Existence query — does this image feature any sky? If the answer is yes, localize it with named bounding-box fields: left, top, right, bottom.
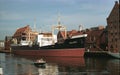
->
left=0, top=0, right=119, bottom=40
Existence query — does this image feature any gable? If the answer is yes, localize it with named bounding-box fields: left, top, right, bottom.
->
left=13, top=25, right=31, bottom=37
left=107, top=1, right=119, bottom=20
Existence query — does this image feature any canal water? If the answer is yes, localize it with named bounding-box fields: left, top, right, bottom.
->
left=0, top=53, right=119, bottom=75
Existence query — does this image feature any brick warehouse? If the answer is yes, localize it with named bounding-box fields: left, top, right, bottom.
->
left=107, top=1, right=120, bottom=53
left=13, top=25, right=38, bottom=44
left=4, top=25, right=38, bottom=50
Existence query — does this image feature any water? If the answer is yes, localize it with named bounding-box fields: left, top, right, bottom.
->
left=0, top=53, right=119, bottom=75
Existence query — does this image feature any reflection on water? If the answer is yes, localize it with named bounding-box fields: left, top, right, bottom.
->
left=38, top=63, right=58, bottom=75
left=37, top=57, right=85, bottom=75
left=0, top=53, right=120, bottom=75
left=107, top=59, right=120, bottom=75
left=0, top=53, right=38, bottom=75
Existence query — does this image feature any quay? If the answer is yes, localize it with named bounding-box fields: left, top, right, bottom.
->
left=85, top=51, right=120, bottom=59
left=85, top=51, right=112, bottom=58
left=0, top=50, right=11, bottom=53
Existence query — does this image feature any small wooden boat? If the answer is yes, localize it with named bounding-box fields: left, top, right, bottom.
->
left=34, top=59, right=46, bottom=68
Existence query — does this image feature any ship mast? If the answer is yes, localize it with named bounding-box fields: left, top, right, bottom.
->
left=52, top=13, right=67, bottom=39
left=33, top=18, right=37, bottom=31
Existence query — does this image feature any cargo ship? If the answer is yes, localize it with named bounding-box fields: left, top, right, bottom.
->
left=11, top=20, right=87, bottom=57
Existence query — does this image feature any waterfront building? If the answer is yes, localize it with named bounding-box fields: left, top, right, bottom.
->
left=90, top=26, right=104, bottom=31
left=57, top=25, right=85, bottom=44
left=4, top=36, right=12, bottom=50
left=4, top=25, right=38, bottom=50
left=0, top=40, right=4, bottom=50
left=57, top=25, right=107, bottom=51
left=57, top=30, right=78, bottom=43
left=85, top=26, right=107, bottom=51
left=107, top=1, right=120, bottom=53
left=13, top=25, right=38, bottom=44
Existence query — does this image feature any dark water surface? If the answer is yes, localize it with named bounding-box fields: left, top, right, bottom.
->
left=0, top=53, right=119, bottom=75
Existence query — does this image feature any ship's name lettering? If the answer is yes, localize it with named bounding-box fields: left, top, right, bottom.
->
left=69, top=41, right=77, bottom=44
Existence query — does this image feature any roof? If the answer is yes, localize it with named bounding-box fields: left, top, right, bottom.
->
left=85, top=29, right=105, bottom=44
left=67, top=30, right=78, bottom=37
left=39, top=32, right=52, bottom=35
left=107, top=1, right=119, bottom=19
left=86, top=29, right=104, bottom=37
left=13, top=25, right=31, bottom=37
left=58, top=30, right=84, bottom=39
left=39, top=32, right=52, bottom=37
left=72, top=31, right=84, bottom=36
left=58, top=31, right=66, bottom=39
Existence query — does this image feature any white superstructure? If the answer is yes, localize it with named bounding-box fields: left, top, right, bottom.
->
left=72, top=34, right=87, bottom=39
left=37, top=33, right=57, bottom=47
